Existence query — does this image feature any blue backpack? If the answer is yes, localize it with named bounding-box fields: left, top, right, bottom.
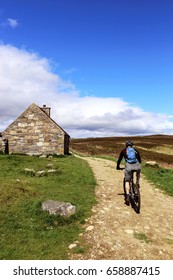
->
left=126, top=147, right=137, bottom=163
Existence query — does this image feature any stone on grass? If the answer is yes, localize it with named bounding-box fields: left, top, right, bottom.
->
left=68, top=244, right=77, bottom=249
left=46, top=163, right=54, bottom=168
left=24, top=168, right=36, bottom=176
left=145, top=161, right=159, bottom=168
left=47, top=169, right=58, bottom=174
left=42, top=200, right=76, bottom=217
left=37, top=170, right=47, bottom=177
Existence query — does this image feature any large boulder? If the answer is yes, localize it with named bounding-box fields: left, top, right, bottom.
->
left=42, top=200, right=76, bottom=217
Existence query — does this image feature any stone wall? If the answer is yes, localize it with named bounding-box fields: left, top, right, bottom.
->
left=2, top=103, right=70, bottom=155
left=0, top=138, right=5, bottom=153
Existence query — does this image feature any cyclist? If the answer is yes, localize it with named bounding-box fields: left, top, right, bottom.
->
left=116, top=140, right=141, bottom=205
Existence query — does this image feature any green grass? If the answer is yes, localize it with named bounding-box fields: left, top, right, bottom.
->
left=134, top=232, right=152, bottom=244
left=142, top=165, right=173, bottom=197
left=0, top=154, right=96, bottom=260
left=2, top=153, right=172, bottom=259
left=164, top=238, right=173, bottom=244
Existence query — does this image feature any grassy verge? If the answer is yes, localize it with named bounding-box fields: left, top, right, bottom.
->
left=142, top=165, right=173, bottom=197
left=0, top=154, right=96, bottom=260
left=103, top=156, right=173, bottom=197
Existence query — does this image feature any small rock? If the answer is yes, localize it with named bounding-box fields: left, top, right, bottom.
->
left=114, top=241, right=122, bottom=248
left=122, top=211, right=130, bottom=215
left=86, top=226, right=94, bottom=231
left=125, top=229, right=134, bottom=235
left=24, top=168, right=36, bottom=176
left=96, top=221, right=104, bottom=224
left=37, top=170, right=46, bottom=177
left=47, top=169, right=58, bottom=173
left=145, top=161, right=159, bottom=168
left=68, top=244, right=77, bottom=249
left=144, top=226, right=150, bottom=230
left=46, top=164, right=53, bottom=168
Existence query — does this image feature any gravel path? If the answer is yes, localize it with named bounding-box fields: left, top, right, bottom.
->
left=71, top=157, right=173, bottom=260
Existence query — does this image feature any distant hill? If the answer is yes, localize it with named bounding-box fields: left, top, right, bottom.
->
left=70, top=134, right=173, bottom=167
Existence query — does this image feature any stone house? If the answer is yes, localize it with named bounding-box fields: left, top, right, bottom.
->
left=0, top=103, right=70, bottom=155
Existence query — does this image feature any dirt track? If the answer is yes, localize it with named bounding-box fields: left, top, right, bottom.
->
left=71, top=157, right=173, bottom=260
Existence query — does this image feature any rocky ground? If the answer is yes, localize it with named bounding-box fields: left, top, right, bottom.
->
left=70, top=157, right=173, bottom=260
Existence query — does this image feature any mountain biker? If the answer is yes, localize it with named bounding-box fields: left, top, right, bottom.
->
left=116, top=140, right=141, bottom=205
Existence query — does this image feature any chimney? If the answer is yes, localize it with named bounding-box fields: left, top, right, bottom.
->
left=41, top=105, right=51, bottom=117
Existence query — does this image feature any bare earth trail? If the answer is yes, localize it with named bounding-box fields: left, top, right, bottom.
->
left=71, top=157, right=173, bottom=260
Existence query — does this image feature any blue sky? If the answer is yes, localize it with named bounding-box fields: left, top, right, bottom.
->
left=0, top=0, right=173, bottom=137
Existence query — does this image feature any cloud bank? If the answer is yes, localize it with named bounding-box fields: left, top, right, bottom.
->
left=0, top=44, right=173, bottom=138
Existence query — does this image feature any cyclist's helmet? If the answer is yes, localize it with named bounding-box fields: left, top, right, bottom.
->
left=125, top=140, right=134, bottom=147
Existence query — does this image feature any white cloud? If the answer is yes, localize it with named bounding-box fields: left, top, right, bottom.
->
left=64, top=67, right=77, bottom=75
left=0, top=18, right=19, bottom=29
left=0, top=43, right=173, bottom=138
left=7, top=18, right=18, bottom=28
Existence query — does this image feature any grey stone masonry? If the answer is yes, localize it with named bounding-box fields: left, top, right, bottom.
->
left=0, top=138, right=5, bottom=153
left=2, top=103, right=70, bottom=155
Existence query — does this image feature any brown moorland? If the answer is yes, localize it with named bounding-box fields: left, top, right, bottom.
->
left=70, top=134, right=173, bottom=167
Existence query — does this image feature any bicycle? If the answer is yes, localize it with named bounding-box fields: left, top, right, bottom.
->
left=121, top=169, right=141, bottom=214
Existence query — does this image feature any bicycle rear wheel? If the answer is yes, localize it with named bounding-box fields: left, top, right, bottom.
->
left=130, top=184, right=141, bottom=213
